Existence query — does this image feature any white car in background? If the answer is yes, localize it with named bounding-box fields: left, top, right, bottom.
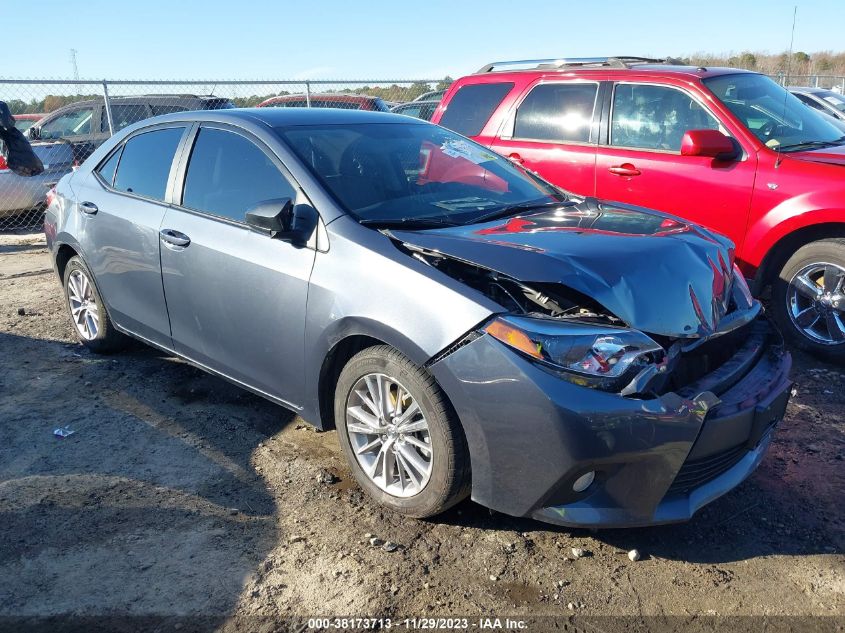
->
left=789, top=86, right=845, bottom=122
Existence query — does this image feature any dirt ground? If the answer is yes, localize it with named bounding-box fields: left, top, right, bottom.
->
left=0, top=232, right=843, bottom=631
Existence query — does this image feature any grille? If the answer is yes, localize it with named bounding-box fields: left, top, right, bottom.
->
left=667, top=444, right=747, bottom=495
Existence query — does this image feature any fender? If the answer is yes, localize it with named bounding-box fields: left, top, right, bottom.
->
left=741, top=203, right=845, bottom=274
left=299, top=315, right=480, bottom=428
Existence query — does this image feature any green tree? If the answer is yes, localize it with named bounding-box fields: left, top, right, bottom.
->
left=738, top=52, right=758, bottom=69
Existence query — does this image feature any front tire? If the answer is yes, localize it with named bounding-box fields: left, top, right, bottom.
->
left=334, top=345, right=471, bottom=518
left=63, top=256, right=127, bottom=353
left=771, top=239, right=845, bottom=363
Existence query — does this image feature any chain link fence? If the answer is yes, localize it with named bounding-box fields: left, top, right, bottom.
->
left=3, top=73, right=845, bottom=232
left=773, top=74, right=845, bottom=90
left=0, top=78, right=448, bottom=231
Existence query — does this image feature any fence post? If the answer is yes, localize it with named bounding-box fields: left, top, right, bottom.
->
left=305, top=81, right=311, bottom=108
left=102, top=80, right=115, bottom=136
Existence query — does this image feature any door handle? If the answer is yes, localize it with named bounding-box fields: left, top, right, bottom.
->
left=79, top=201, right=98, bottom=215
left=159, top=229, right=191, bottom=248
left=507, top=153, right=525, bottom=165
left=608, top=164, right=641, bottom=177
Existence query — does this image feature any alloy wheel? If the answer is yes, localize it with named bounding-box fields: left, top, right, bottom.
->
left=345, top=373, right=433, bottom=497
left=67, top=269, right=100, bottom=340
left=787, top=262, right=845, bottom=345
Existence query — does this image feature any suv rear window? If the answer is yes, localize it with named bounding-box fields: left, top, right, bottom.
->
left=439, top=82, right=513, bottom=136
left=514, top=82, right=598, bottom=143
left=101, top=104, right=150, bottom=133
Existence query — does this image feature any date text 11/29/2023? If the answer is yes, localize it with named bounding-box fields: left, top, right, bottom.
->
left=306, top=617, right=529, bottom=630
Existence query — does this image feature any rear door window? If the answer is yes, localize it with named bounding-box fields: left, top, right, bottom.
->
left=181, top=127, right=296, bottom=222
left=113, top=127, right=185, bottom=200
left=438, top=82, right=513, bottom=136
left=793, top=93, right=828, bottom=113
left=514, top=82, right=598, bottom=143
left=101, top=104, right=151, bottom=132
left=96, top=147, right=123, bottom=186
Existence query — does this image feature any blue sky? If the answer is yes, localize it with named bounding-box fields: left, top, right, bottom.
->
left=5, top=0, right=843, bottom=80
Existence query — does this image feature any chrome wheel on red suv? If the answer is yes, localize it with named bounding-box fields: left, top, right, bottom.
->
left=773, top=239, right=845, bottom=362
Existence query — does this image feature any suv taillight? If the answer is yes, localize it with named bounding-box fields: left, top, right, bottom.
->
left=46, top=186, right=57, bottom=207
left=0, top=155, right=8, bottom=172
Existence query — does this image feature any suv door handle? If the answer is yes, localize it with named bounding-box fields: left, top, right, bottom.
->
left=608, top=164, right=641, bottom=177
left=507, top=153, right=525, bottom=165
left=159, top=229, right=191, bottom=248
left=79, top=201, right=98, bottom=215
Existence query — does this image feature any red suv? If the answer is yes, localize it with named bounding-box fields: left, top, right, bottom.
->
left=432, top=57, right=845, bottom=361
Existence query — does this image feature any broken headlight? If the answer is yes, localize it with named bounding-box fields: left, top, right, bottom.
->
left=484, top=315, right=664, bottom=391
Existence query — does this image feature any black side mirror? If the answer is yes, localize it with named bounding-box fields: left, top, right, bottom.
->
left=245, top=198, right=294, bottom=237
left=27, top=127, right=40, bottom=141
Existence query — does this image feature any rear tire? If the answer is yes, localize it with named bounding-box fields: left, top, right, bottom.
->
left=334, top=345, right=471, bottom=518
left=63, top=256, right=127, bottom=353
left=771, top=239, right=845, bottom=363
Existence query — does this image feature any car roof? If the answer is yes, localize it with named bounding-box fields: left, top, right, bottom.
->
left=148, top=107, right=427, bottom=128
left=262, top=93, right=379, bottom=102
left=394, top=100, right=439, bottom=108
left=788, top=86, right=828, bottom=94
left=47, top=95, right=227, bottom=109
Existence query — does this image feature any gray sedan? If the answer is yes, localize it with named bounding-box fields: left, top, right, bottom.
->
left=1, top=142, right=75, bottom=218
left=44, top=108, right=792, bottom=527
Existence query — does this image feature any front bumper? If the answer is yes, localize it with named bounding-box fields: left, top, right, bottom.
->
left=429, top=318, right=792, bottom=528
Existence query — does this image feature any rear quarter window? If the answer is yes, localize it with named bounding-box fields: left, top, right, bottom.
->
left=438, top=82, right=514, bottom=137
left=113, top=127, right=185, bottom=201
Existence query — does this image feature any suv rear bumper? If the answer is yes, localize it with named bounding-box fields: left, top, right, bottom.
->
left=430, top=317, right=792, bottom=528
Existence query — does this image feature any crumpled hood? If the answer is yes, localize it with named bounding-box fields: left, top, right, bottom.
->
left=392, top=200, right=737, bottom=339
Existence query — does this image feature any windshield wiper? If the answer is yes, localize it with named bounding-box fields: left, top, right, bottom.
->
left=359, top=216, right=460, bottom=229
left=466, top=199, right=575, bottom=226
left=778, top=136, right=845, bottom=152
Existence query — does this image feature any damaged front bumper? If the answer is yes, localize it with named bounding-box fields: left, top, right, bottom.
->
left=429, top=317, right=792, bottom=528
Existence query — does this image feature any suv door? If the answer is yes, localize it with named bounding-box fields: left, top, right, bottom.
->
left=489, top=81, right=601, bottom=196
left=594, top=82, right=757, bottom=248
left=75, top=124, right=189, bottom=347
left=159, top=124, right=316, bottom=408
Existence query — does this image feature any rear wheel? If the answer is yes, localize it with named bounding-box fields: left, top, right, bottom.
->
left=63, top=256, right=127, bottom=353
left=334, top=345, right=471, bottom=518
left=771, top=239, right=845, bottom=363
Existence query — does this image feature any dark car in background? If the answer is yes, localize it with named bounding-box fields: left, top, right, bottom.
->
left=413, top=89, right=447, bottom=102
left=391, top=100, right=438, bottom=121
left=257, top=93, right=390, bottom=111
left=45, top=108, right=791, bottom=528
left=789, top=86, right=845, bottom=121
left=26, top=95, right=234, bottom=162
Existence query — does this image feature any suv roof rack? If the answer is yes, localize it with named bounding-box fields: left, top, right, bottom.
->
left=475, top=56, right=670, bottom=74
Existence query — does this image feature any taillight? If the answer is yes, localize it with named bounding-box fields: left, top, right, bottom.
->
left=0, top=155, right=8, bottom=172
left=46, top=186, right=57, bottom=207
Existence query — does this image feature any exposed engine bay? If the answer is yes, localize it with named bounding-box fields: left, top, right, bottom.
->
left=398, top=240, right=767, bottom=400
left=404, top=244, right=622, bottom=326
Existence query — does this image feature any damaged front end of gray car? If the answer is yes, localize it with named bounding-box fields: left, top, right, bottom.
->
left=390, top=202, right=793, bottom=527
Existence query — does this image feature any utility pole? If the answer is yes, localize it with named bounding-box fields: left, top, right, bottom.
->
left=69, top=49, right=79, bottom=80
